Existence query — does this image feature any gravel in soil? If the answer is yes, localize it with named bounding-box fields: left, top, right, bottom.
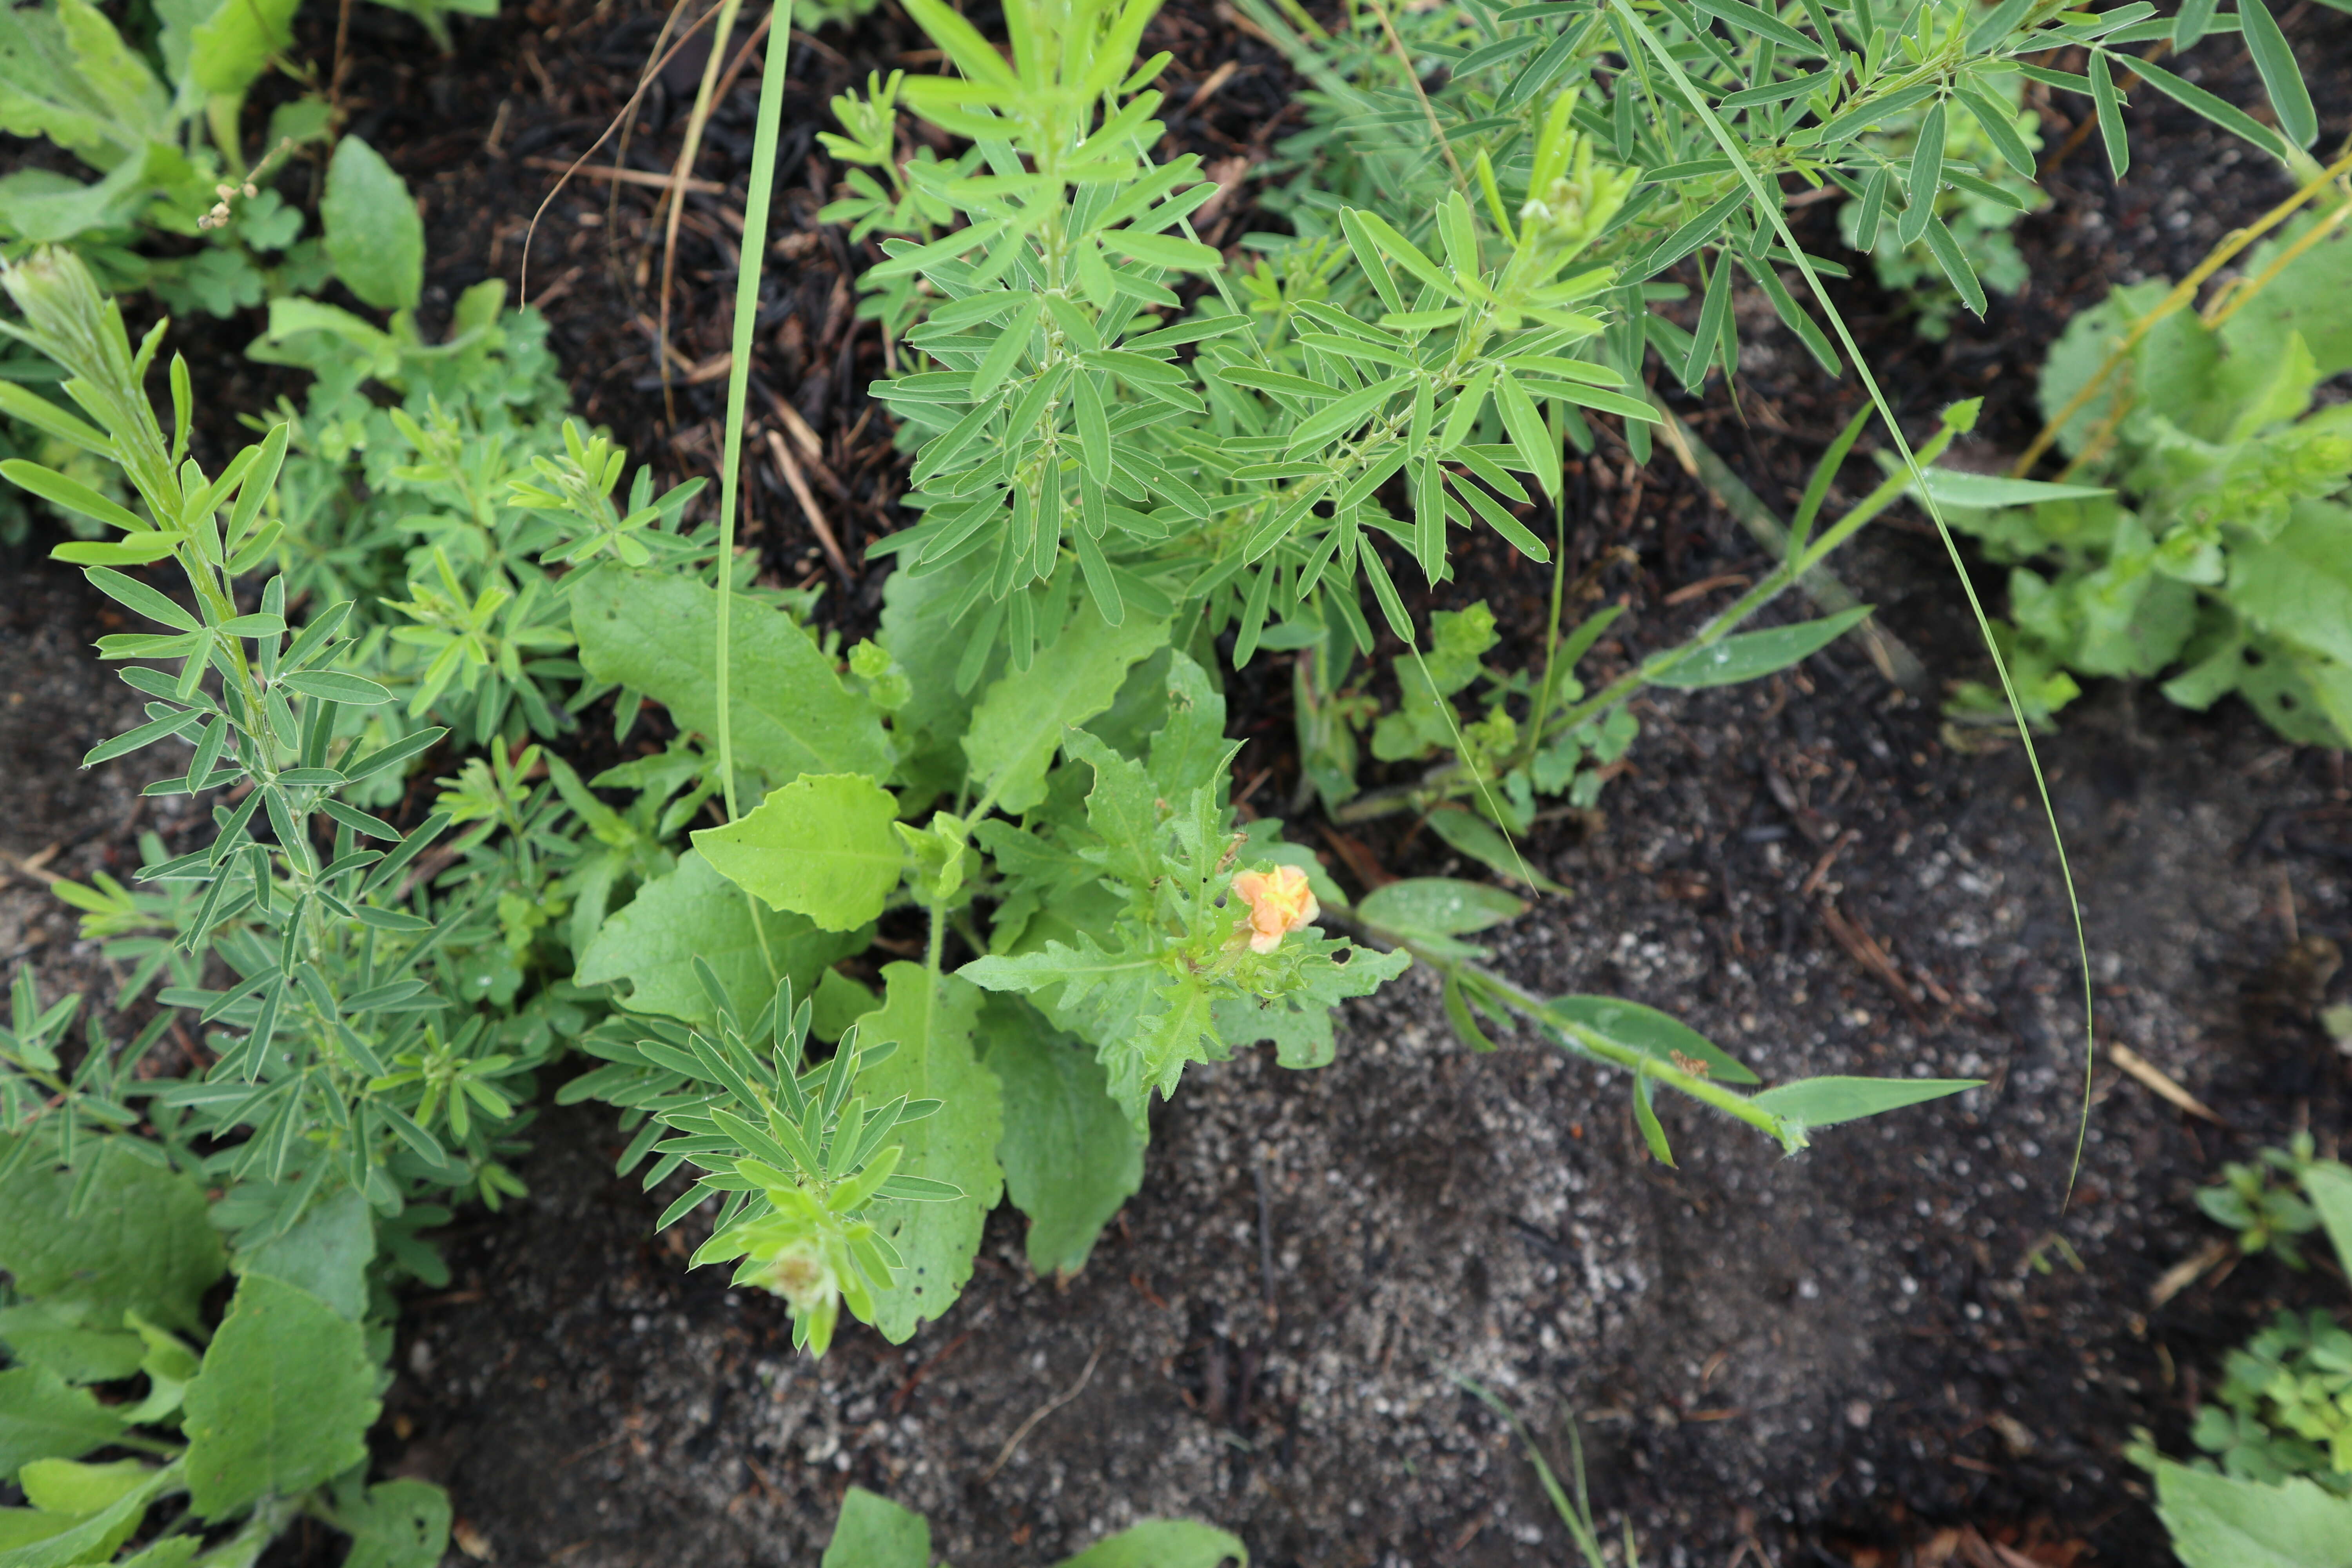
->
left=6, top=0, right=2352, bottom=1563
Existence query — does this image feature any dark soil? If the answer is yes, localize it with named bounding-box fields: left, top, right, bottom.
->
left=6, top=0, right=2352, bottom=1564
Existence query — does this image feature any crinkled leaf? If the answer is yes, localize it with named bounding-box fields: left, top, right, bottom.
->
left=573, top=566, right=890, bottom=787
left=234, top=1185, right=373, bottom=1321
left=2154, top=1461, right=2352, bottom=1568
left=964, top=606, right=1169, bottom=815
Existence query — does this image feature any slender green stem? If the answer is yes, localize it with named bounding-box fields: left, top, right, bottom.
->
left=1608, top=0, right=2096, bottom=1184
left=713, top=0, right=797, bottom=825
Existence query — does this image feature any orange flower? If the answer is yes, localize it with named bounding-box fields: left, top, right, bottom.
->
left=1232, top=865, right=1319, bottom=954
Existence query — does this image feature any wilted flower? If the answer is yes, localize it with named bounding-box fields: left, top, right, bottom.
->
left=1232, top=865, right=1319, bottom=954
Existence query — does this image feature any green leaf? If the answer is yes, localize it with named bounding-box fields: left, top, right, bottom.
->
left=235, top=1186, right=374, bottom=1321
left=2154, top=1461, right=2352, bottom=1568
left=980, top=996, right=1144, bottom=1278
left=2132, top=56, right=2288, bottom=161
left=964, top=604, right=1170, bottom=815
left=848, top=964, right=1003, bottom=1343
left=694, top=774, right=902, bottom=933
left=574, top=566, right=890, bottom=786
left=1749, top=1076, right=1979, bottom=1129
left=1057, top=1520, right=1249, bottom=1568
left=1, top=461, right=148, bottom=535
left=0, top=1137, right=225, bottom=1332
left=2088, top=52, right=2128, bottom=179
left=319, top=137, right=423, bottom=312
left=1210, top=940, right=1411, bottom=1071
left=279, top=670, right=392, bottom=706
left=1648, top=607, right=1871, bottom=688
left=336, top=1479, right=452, bottom=1568
left=1545, top=996, right=1759, bottom=1084
left=2225, top=502, right=2352, bottom=667
left=0, top=1368, right=125, bottom=1483
left=0, top=1304, right=144, bottom=1385
left=2298, top=1159, right=2352, bottom=1274
left=17, top=1457, right=149, bottom=1516
left=1356, top=878, right=1527, bottom=938
left=185, top=0, right=297, bottom=96
left=82, top=566, right=197, bottom=632
left=2236, top=0, right=2316, bottom=149
left=181, top=1275, right=377, bottom=1521
left=1423, top=809, right=1566, bottom=895
left=0, top=1455, right=180, bottom=1568
left=575, top=851, right=868, bottom=1026
left=820, top=1486, right=931, bottom=1568
left=1914, top=471, right=2110, bottom=508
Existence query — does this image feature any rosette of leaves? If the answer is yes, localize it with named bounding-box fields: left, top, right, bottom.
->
left=1940, top=219, right=2352, bottom=744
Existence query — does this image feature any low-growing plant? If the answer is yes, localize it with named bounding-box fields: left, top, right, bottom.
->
left=1, top=979, right=450, bottom=1567
left=1943, top=207, right=2352, bottom=744
left=2132, top=1140, right=2352, bottom=1563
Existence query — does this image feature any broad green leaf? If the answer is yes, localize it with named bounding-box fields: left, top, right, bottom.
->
left=2221, top=224, right=2352, bottom=379
left=0, top=1367, right=125, bottom=1482
left=1749, top=1076, right=1979, bottom=1129
left=17, top=1457, right=147, bottom=1516
left=1545, top=995, right=1759, bottom=1084
left=1356, top=878, right=1527, bottom=937
left=964, top=604, right=1170, bottom=815
left=2154, top=1461, right=2352, bottom=1568
left=573, top=566, right=891, bottom=787
left=694, top=774, right=902, bottom=932
left=0, top=0, right=169, bottom=169
left=182, top=1275, right=377, bottom=1521
left=336, top=1479, right=452, bottom=1568
left=820, top=1486, right=930, bottom=1568
left=0, top=1455, right=180, bottom=1568
left=1057, top=1520, right=1249, bottom=1568
left=1423, top=809, right=1566, bottom=895
left=2299, top=1160, right=2352, bottom=1274
left=878, top=558, right=993, bottom=800
left=1647, top=607, right=1871, bottom=688
left=980, top=997, right=1144, bottom=1278
left=186, top=0, right=298, bottom=97
left=319, top=137, right=422, bottom=313
left=0, top=1304, right=143, bottom=1385
left=2227, top=501, right=2352, bottom=666
left=575, top=851, right=867, bottom=1026
left=849, top=964, right=1004, bottom=1343
left=235, top=1185, right=374, bottom=1321
left=0, top=1137, right=224, bottom=1332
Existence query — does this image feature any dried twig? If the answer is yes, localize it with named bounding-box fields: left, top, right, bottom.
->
left=982, top=1343, right=1103, bottom=1482
left=763, top=427, right=853, bottom=586
left=2105, top=1041, right=2224, bottom=1125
